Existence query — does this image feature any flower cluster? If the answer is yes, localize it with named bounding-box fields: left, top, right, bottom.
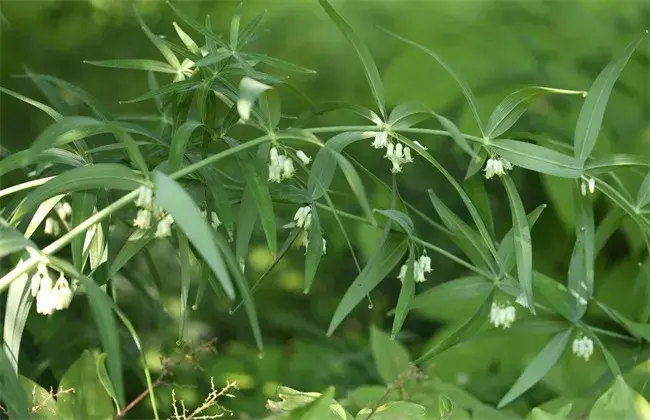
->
left=397, top=253, right=432, bottom=283
left=133, top=186, right=174, bottom=238
left=572, top=335, right=594, bottom=361
left=371, top=131, right=420, bottom=173
left=292, top=206, right=326, bottom=254
left=267, top=147, right=311, bottom=183
left=30, top=263, right=75, bottom=315
left=489, top=301, right=516, bottom=329
left=580, top=178, right=596, bottom=196
left=483, top=156, right=513, bottom=179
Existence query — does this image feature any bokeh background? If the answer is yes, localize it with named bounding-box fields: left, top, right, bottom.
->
left=1, top=0, right=649, bottom=418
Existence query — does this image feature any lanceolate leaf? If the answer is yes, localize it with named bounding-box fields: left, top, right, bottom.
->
left=497, top=329, right=572, bottom=408
left=574, top=33, right=647, bottom=161
left=370, top=325, right=411, bottom=383
left=84, top=59, right=178, bottom=74
left=71, top=193, right=97, bottom=271
left=236, top=186, right=258, bottom=267
left=416, top=288, right=495, bottom=364
left=0, top=86, right=62, bottom=120
left=410, top=276, right=493, bottom=315
left=486, top=86, right=586, bottom=139
left=10, top=164, right=144, bottom=224
left=492, top=139, right=583, bottom=178
left=637, top=172, right=650, bottom=209
left=502, top=175, right=534, bottom=311
left=497, top=204, right=546, bottom=275
left=0, top=228, right=37, bottom=259
left=133, top=4, right=181, bottom=69
left=318, top=0, right=386, bottom=118
left=428, top=189, right=497, bottom=273
left=583, top=154, right=650, bottom=175
left=168, top=120, right=203, bottom=173
left=177, top=230, right=191, bottom=342
left=567, top=239, right=588, bottom=321
left=153, top=170, right=235, bottom=299
left=327, top=234, right=408, bottom=336
left=391, top=247, right=415, bottom=338
left=0, top=349, right=30, bottom=418
left=3, top=273, right=32, bottom=372
left=574, top=185, right=595, bottom=298
left=374, top=209, right=414, bottom=237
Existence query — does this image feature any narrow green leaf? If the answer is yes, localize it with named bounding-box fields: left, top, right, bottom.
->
left=637, top=172, right=650, bottom=209
left=391, top=247, right=414, bottom=339
left=10, top=164, right=144, bottom=224
left=411, top=276, right=493, bottom=315
left=327, top=236, right=408, bottom=336
left=574, top=185, right=595, bottom=298
left=584, top=328, right=620, bottom=376
left=239, top=11, right=266, bottom=48
left=567, top=239, right=588, bottom=321
left=133, top=5, right=181, bottom=68
left=113, top=128, right=150, bottom=176
left=2, top=272, right=32, bottom=372
left=465, top=146, right=488, bottom=180
left=96, top=353, right=120, bottom=413
left=122, top=80, right=199, bottom=104
left=428, top=189, right=496, bottom=273
left=374, top=209, right=414, bottom=237
left=595, top=209, right=623, bottom=256
left=332, top=152, right=376, bottom=225
left=381, top=27, right=484, bottom=135
left=84, top=59, right=177, bottom=73
left=108, top=231, right=154, bottom=279
left=237, top=155, right=277, bottom=253
left=167, top=2, right=228, bottom=50
left=153, top=170, right=235, bottom=299
left=370, top=325, right=411, bottom=384
left=492, top=139, right=583, bottom=178
left=583, top=154, right=650, bottom=175
left=431, top=110, right=476, bottom=158
left=497, top=329, right=572, bottom=408
left=465, top=176, right=496, bottom=239
left=230, top=11, right=241, bottom=49
left=202, top=170, right=235, bottom=236
left=502, top=174, right=534, bottom=312
left=574, top=33, right=647, bottom=161
left=497, top=204, right=546, bottom=274
left=387, top=102, right=432, bottom=129
left=177, top=230, right=191, bottom=341
left=71, top=193, right=97, bottom=271
left=168, top=120, right=203, bottom=173
left=258, top=88, right=282, bottom=130
left=0, top=349, right=30, bottom=418
left=80, top=277, right=125, bottom=407
left=486, top=87, right=586, bottom=139
left=0, top=86, right=62, bottom=120
left=318, top=0, right=386, bottom=118
left=235, top=185, right=257, bottom=268
left=305, top=206, right=323, bottom=293
left=596, top=302, right=650, bottom=342
left=57, top=350, right=115, bottom=418
left=416, top=289, right=495, bottom=364
left=194, top=51, right=233, bottom=67
left=244, top=52, right=317, bottom=75
left=172, top=22, right=201, bottom=55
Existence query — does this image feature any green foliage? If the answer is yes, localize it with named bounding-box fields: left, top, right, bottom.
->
left=1, top=0, right=649, bottom=418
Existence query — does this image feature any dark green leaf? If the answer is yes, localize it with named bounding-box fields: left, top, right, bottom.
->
left=497, top=204, right=546, bottom=275
left=0, top=228, right=37, bottom=259
left=153, top=170, right=235, bottom=299
left=71, top=193, right=97, bottom=271
left=177, top=230, right=191, bottom=341
left=374, top=209, right=414, bottom=237
left=2, top=272, right=32, bottom=372
left=583, top=154, right=650, bottom=175
left=637, top=172, right=650, bottom=209
left=168, top=120, right=203, bottom=173
left=497, top=329, right=572, bottom=408
left=0, top=349, right=30, bottom=418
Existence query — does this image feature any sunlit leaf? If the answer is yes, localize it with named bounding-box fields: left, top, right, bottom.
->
left=0, top=86, right=62, bottom=120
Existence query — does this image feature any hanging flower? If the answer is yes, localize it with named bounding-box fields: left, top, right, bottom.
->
left=55, top=201, right=72, bottom=221
left=133, top=209, right=152, bottom=230
left=31, top=263, right=50, bottom=297
left=572, top=335, right=594, bottom=361
left=268, top=147, right=298, bottom=183
left=51, top=273, right=73, bottom=311
left=489, top=301, right=516, bottom=328
left=296, top=150, right=311, bottom=165
left=293, top=206, right=312, bottom=230
left=372, top=131, right=389, bottom=149
left=397, top=253, right=432, bottom=283
left=580, top=178, right=596, bottom=196
left=155, top=214, right=174, bottom=238
left=35, top=272, right=55, bottom=316
left=135, top=185, right=154, bottom=210
left=44, top=217, right=60, bottom=236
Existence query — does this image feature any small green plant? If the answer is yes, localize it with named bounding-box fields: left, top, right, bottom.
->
left=1, top=1, right=649, bottom=418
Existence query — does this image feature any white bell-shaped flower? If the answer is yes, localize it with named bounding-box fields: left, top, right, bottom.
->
left=133, top=209, right=152, bottom=230
left=51, top=274, right=73, bottom=311
left=36, top=274, right=54, bottom=315
left=270, top=147, right=279, bottom=163
left=588, top=178, right=596, bottom=194
left=372, top=131, right=389, bottom=149
left=483, top=157, right=510, bottom=179
left=293, top=206, right=312, bottom=229
left=281, top=156, right=296, bottom=180
left=56, top=201, right=73, bottom=220
left=155, top=214, right=174, bottom=238
left=135, top=185, right=154, bottom=209
left=31, top=263, right=50, bottom=297
left=44, top=217, right=60, bottom=236
left=296, top=150, right=311, bottom=165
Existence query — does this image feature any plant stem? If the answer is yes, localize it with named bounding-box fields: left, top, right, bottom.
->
left=114, top=374, right=166, bottom=419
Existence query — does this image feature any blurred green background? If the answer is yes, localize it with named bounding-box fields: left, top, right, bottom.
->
left=1, top=0, right=649, bottom=418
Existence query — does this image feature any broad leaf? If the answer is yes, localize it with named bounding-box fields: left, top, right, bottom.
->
left=370, top=326, right=411, bottom=384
